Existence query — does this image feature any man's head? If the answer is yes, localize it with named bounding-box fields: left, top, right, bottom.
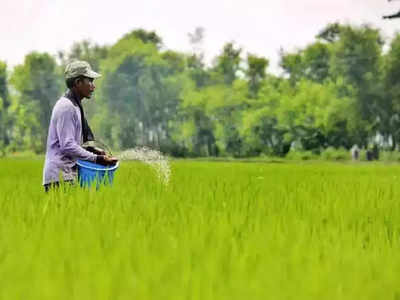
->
left=65, top=61, right=101, bottom=100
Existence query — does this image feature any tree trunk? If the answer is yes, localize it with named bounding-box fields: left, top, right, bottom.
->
left=392, top=134, right=397, bottom=151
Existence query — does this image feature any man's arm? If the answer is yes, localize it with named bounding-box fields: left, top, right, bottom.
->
left=56, top=106, right=97, bottom=162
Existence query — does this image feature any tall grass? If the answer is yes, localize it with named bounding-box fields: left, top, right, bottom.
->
left=0, top=159, right=399, bottom=299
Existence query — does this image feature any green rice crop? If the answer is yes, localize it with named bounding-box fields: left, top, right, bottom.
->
left=0, top=159, right=399, bottom=299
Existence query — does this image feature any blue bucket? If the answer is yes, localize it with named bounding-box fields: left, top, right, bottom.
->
left=77, top=160, right=119, bottom=188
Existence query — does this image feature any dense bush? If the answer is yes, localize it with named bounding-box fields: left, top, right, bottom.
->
left=378, top=151, right=400, bottom=162
left=285, top=150, right=317, bottom=161
left=320, top=147, right=349, bottom=161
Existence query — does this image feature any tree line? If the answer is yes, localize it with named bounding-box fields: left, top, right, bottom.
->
left=1, top=23, right=400, bottom=157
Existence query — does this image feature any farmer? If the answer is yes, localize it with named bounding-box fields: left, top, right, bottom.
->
left=43, top=61, right=117, bottom=192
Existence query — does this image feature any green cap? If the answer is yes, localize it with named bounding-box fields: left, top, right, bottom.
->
left=65, top=60, right=101, bottom=79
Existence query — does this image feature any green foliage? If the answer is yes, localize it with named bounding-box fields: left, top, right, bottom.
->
left=3, top=24, right=400, bottom=158
left=240, top=77, right=289, bottom=156
left=9, top=52, right=61, bottom=153
left=122, top=29, right=163, bottom=48
left=58, top=39, right=109, bottom=72
left=382, top=34, right=400, bottom=149
left=246, top=54, right=268, bottom=97
left=212, top=42, right=242, bottom=85
left=279, top=24, right=386, bottom=150
left=328, top=25, right=383, bottom=147
left=285, top=150, right=317, bottom=160
left=317, top=22, right=342, bottom=43
left=96, top=33, right=184, bottom=151
left=276, top=79, right=352, bottom=152
left=0, top=61, right=9, bottom=108
left=182, top=80, right=249, bottom=157
left=378, top=151, right=400, bottom=162
left=320, top=147, right=349, bottom=161
left=187, top=54, right=210, bottom=88
left=0, top=61, right=10, bottom=150
left=280, top=39, right=331, bottom=85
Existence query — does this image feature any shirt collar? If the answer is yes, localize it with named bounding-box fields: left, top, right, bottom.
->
left=65, top=89, right=81, bottom=106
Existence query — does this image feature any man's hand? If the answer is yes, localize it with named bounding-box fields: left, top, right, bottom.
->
left=96, top=155, right=118, bottom=166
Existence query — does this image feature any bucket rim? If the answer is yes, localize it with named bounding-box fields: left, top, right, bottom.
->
left=77, top=160, right=120, bottom=171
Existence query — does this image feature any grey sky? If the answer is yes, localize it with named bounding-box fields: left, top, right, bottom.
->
left=1, top=0, right=400, bottom=72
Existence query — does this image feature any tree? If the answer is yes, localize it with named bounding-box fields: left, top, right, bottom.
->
left=317, top=23, right=342, bottom=43
left=246, top=54, right=269, bottom=98
left=96, top=32, right=183, bottom=150
left=329, top=25, right=384, bottom=146
left=207, top=80, right=248, bottom=157
left=10, top=52, right=61, bottom=152
left=240, top=76, right=290, bottom=156
left=281, top=23, right=384, bottom=148
left=0, top=61, right=10, bottom=151
left=181, top=78, right=249, bottom=157
left=121, top=29, right=163, bottom=49
left=58, top=39, right=109, bottom=72
left=276, top=80, right=352, bottom=152
left=162, top=50, right=186, bottom=74
left=188, top=27, right=205, bottom=56
left=213, top=42, right=242, bottom=85
left=382, top=34, right=400, bottom=149
left=280, top=42, right=330, bottom=85
left=187, top=27, right=210, bottom=88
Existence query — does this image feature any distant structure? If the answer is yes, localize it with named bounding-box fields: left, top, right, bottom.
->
left=383, top=0, right=400, bottom=19
left=383, top=11, right=400, bottom=19
left=351, top=145, right=360, bottom=161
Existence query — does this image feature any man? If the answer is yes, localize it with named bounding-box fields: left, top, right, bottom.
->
left=43, top=60, right=117, bottom=191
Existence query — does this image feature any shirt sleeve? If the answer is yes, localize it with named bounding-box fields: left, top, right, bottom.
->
left=56, top=106, right=97, bottom=162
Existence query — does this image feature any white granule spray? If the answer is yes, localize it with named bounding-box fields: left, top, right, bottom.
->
left=117, top=147, right=171, bottom=185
